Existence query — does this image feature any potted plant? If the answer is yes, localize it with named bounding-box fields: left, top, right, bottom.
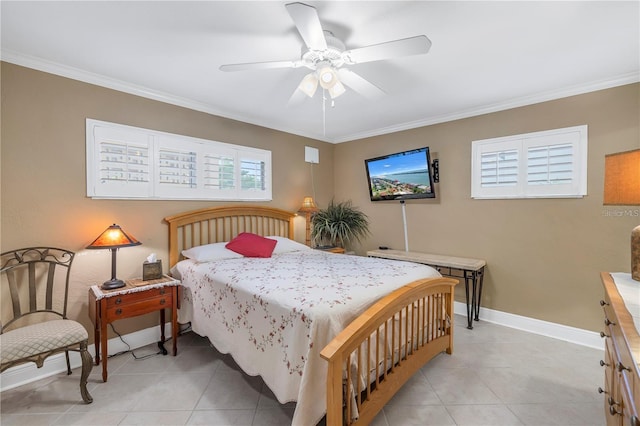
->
left=311, top=200, right=370, bottom=250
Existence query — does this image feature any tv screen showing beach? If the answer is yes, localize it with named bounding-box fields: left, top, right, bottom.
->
left=365, top=148, right=435, bottom=201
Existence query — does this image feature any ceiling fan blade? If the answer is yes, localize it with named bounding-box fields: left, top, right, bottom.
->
left=285, top=2, right=327, bottom=51
left=287, top=87, right=308, bottom=107
left=337, top=68, right=385, bottom=100
left=220, top=60, right=300, bottom=72
left=344, top=35, right=432, bottom=64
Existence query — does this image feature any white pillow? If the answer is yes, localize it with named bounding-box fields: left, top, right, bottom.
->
left=181, top=242, right=244, bottom=262
left=267, top=236, right=311, bottom=254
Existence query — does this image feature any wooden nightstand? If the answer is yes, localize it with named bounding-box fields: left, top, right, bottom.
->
left=315, top=246, right=345, bottom=254
left=88, top=275, right=180, bottom=382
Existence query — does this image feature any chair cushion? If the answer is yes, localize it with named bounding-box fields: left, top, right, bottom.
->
left=0, top=319, right=88, bottom=364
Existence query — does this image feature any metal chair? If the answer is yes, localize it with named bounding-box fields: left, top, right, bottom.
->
left=0, top=247, right=93, bottom=403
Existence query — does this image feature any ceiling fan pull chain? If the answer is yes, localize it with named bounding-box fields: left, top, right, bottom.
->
left=322, top=89, right=327, bottom=137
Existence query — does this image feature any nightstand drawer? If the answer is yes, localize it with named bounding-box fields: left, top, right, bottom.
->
left=106, top=287, right=172, bottom=308
left=106, top=296, right=172, bottom=319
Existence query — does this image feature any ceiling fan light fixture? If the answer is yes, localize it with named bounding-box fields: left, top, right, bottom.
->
left=298, top=73, right=318, bottom=97
left=317, top=64, right=338, bottom=89
left=328, top=80, right=346, bottom=98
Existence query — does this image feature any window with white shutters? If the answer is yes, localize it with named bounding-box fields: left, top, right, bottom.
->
left=204, top=154, right=235, bottom=190
left=86, top=119, right=272, bottom=201
left=471, top=125, right=587, bottom=199
left=480, top=149, right=518, bottom=187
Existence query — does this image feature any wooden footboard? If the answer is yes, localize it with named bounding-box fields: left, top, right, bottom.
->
left=320, top=277, right=458, bottom=426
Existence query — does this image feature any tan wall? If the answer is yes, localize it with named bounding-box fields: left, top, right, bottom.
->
left=3, top=60, right=638, bottom=339
left=334, top=83, right=640, bottom=332
left=1, top=62, right=334, bottom=340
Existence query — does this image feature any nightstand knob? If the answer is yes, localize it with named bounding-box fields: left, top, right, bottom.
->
left=115, top=308, right=122, bottom=315
left=600, top=360, right=609, bottom=367
left=600, top=331, right=609, bottom=338
left=598, top=387, right=607, bottom=394
left=604, top=318, right=615, bottom=326
left=115, top=298, right=122, bottom=305
left=600, top=300, right=609, bottom=306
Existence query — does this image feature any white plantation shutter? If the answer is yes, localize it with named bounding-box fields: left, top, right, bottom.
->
left=472, top=125, right=587, bottom=199
left=87, top=119, right=272, bottom=200
left=237, top=149, right=271, bottom=200
left=88, top=123, right=153, bottom=198
left=204, top=154, right=235, bottom=190
left=241, top=159, right=265, bottom=191
left=480, top=149, right=518, bottom=187
left=158, top=148, right=197, bottom=188
left=527, top=144, right=573, bottom=186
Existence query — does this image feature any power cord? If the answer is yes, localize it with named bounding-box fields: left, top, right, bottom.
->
left=107, top=323, right=164, bottom=361
left=106, top=322, right=194, bottom=361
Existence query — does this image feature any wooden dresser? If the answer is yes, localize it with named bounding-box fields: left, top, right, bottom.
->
left=600, top=272, right=640, bottom=426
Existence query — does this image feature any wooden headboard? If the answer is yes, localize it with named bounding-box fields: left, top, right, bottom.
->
left=163, top=206, right=296, bottom=267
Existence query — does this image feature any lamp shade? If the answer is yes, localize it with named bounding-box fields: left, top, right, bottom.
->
left=87, top=224, right=141, bottom=290
left=299, top=73, right=319, bottom=98
left=328, top=80, right=346, bottom=99
left=318, top=65, right=338, bottom=89
left=86, top=224, right=141, bottom=250
left=603, top=149, right=640, bottom=205
left=298, top=196, right=319, bottom=213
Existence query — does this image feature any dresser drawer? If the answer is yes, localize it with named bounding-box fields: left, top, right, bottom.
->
left=106, top=287, right=173, bottom=309
left=620, top=371, right=640, bottom=426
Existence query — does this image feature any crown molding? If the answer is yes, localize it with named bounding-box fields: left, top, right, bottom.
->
left=0, top=49, right=326, bottom=142
left=333, top=71, right=640, bottom=143
left=3, top=49, right=637, bottom=145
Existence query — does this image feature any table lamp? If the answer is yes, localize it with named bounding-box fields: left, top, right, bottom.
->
left=298, top=196, right=319, bottom=247
left=603, top=149, right=640, bottom=280
left=87, top=224, right=141, bottom=289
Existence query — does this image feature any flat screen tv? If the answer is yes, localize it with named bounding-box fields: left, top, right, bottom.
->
left=365, top=147, right=436, bottom=201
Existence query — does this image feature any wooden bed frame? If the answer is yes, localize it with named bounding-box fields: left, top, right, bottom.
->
left=164, top=206, right=457, bottom=426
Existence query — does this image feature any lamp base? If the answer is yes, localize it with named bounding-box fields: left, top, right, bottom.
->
left=101, top=278, right=126, bottom=290
left=632, top=224, right=640, bottom=281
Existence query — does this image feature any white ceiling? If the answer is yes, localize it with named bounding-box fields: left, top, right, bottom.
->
left=2, top=1, right=638, bottom=143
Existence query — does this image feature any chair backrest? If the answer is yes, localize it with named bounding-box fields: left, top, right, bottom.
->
left=1, top=247, right=75, bottom=333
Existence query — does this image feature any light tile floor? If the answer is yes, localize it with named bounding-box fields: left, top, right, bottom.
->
left=0, top=315, right=605, bottom=425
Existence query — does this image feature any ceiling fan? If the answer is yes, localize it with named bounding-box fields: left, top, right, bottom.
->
left=219, top=2, right=432, bottom=102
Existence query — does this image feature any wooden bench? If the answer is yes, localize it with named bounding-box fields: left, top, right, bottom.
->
left=367, top=249, right=486, bottom=329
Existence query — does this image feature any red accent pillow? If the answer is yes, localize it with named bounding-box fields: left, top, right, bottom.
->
left=225, top=232, right=277, bottom=258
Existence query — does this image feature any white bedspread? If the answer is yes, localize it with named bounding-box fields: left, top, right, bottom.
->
left=175, top=250, right=440, bottom=425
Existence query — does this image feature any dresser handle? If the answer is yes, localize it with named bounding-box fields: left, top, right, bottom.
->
left=600, top=300, right=609, bottom=306
left=616, top=362, right=631, bottom=373
left=600, top=331, right=609, bottom=338
left=160, top=299, right=166, bottom=305
left=160, top=288, right=166, bottom=295
left=598, top=387, right=607, bottom=394
left=115, top=298, right=122, bottom=305
left=604, top=318, right=616, bottom=326
left=115, top=308, right=122, bottom=315
left=600, top=360, right=609, bottom=367
left=609, top=405, right=622, bottom=416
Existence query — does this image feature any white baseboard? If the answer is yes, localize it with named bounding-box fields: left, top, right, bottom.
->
left=1, top=305, right=604, bottom=392
left=0, top=323, right=173, bottom=392
left=454, top=301, right=604, bottom=350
